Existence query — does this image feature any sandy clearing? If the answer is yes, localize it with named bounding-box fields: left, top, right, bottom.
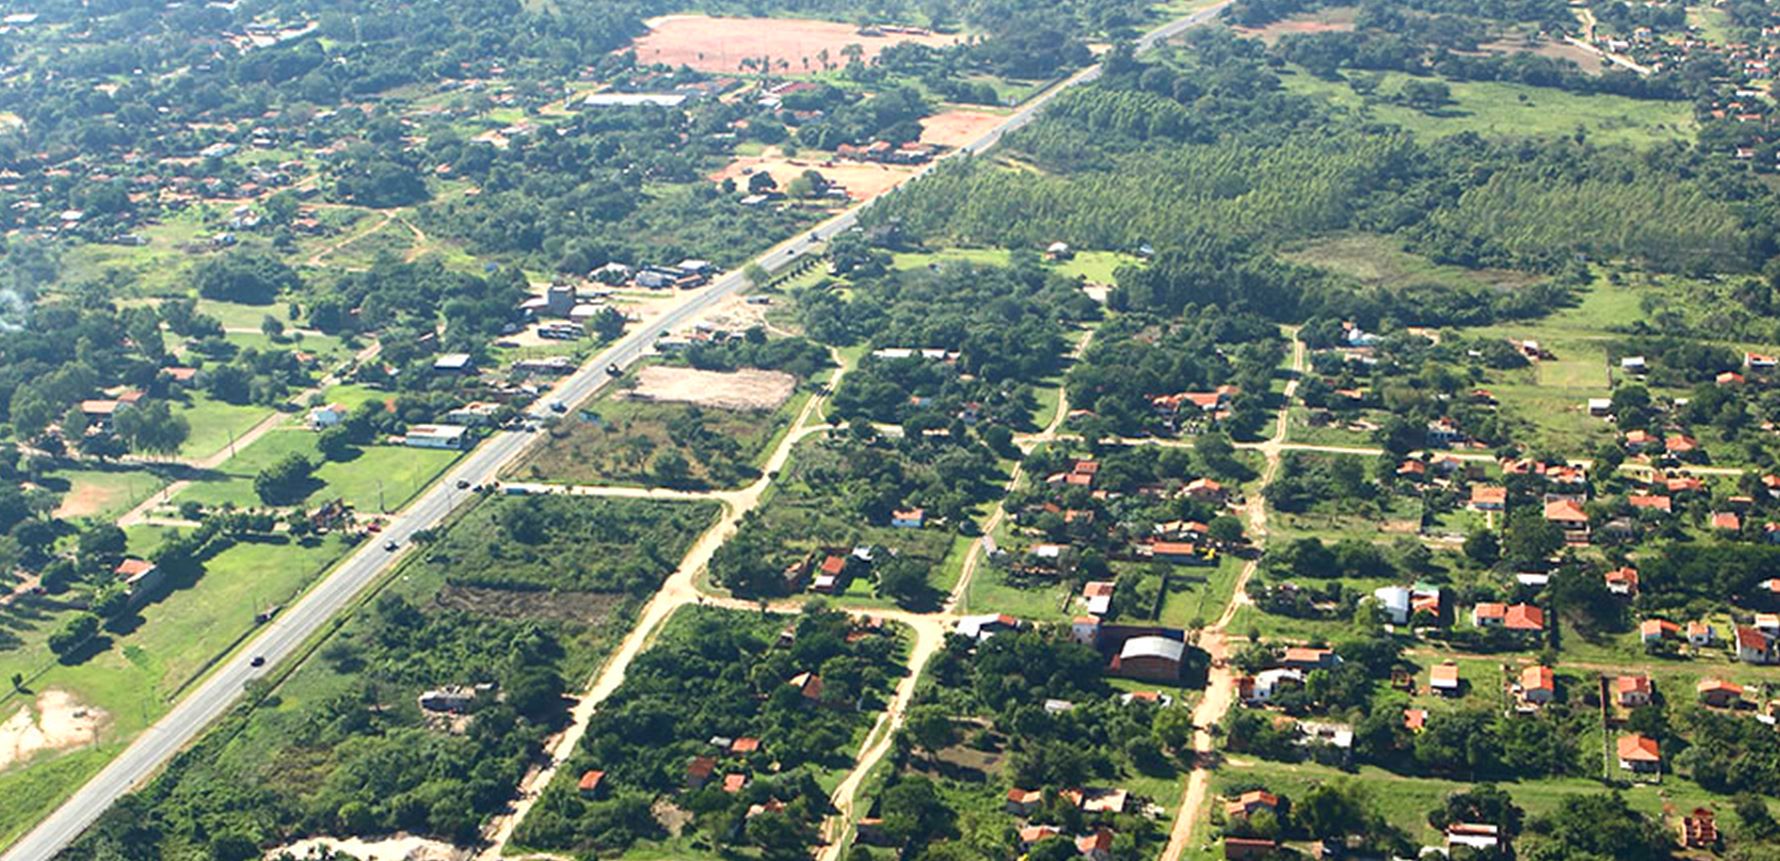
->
left=52, top=479, right=124, bottom=520
left=919, top=108, right=1006, bottom=148
left=1234, top=19, right=1353, bottom=41
left=628, top=367, right=796, bottom=411
left=266, top=834, right=471, bottom=861
left=0, top=690, right=105, bottom=771
left=710, top=154, right=915, bottom=200
left=632, top=15, right=963, bottom=75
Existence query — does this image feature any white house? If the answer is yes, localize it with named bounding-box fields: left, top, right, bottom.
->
left=1373, top=586, right=1411, bottom=625
left=404, top=424, right=469, bottom=450
left=308, top=403, right=347, bottom=429
left=1243, top=668, right=1305, bottom=705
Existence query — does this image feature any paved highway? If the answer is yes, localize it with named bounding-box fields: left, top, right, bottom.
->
left=1, top=6, right=1227, bottom=859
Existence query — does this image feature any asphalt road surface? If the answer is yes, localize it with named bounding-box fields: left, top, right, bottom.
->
left=1, top=6, right=1228, bottom=859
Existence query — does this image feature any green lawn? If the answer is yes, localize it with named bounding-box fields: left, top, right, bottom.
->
left=175, top=428, right=461, bottom=513
left=195, top=299, right=298, bottom=331
left=1281, top=68, right=1694, bottom=147
left=1199, top=758, right=1773, bottom=858
left=891, top=247, right=1141, bottom=283
left=171, top=392, right=279, bottom=462
left=0, top=532, right=353, bottom=848
left=1283, top=232, right=1540, bottom=293
left=1158, top=556, right=1246, bottom=629
left=47, top=467, right=169, bottom=522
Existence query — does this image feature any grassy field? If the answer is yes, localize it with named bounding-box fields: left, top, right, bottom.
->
left=1193, top=758, right=1758, bottom=859
left=0, top=532, right=353, bottom=848
left=171, top=392, right=280, bottom=462
left=55, top=209, right=229, bottom=297
left=174, top=428, right=461, bottom=513
left=1281, top=68, right=1694, bottom=147
left=1158, top=556, right=1247, bottom=628
left=195, top=299, right=298, bottom=330
left=1465, top=275, right=1649, bottom=452
left=1284, top=232, right=1539, bottom=293
left=53, top=493, right=721, bottom=859
left=891, top=247, right=1141, bottom=283
left=47, top=466, right=169, bottom=522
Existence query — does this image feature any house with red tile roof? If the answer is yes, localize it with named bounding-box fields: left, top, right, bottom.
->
left=1224, top=790, right=1279, bottom=820
left=1697, top=678, right=1744, bottom=708
left=1616, top=674, right=1652, bottom=707
left=1473, top=602, right=1543, bottom=632
left=1640, top=618, right=1678, bottom=644
left=1604, top=566, right=1639, bottom=597
left=577, top=769, right=606, bottom=798
left=1736, top=625, right=1775, bottom=664
left=1469, top=485, right=1507, bottom=511
left=1617, top=733, right=1661, bottom=772
left=1005, top=788, right=1044, bottom=815
left=1519, top=665, right=1555, bottom=705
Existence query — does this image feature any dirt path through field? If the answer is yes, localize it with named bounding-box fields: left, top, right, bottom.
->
left=477, top=355, right=850, bottom=857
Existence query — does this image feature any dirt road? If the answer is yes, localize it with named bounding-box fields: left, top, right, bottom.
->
left=1158, top=331, right=1303, bottom=861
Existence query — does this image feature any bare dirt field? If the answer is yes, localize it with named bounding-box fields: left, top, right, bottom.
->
left=0, top=690, right=105, bottom=770
left=628, top=367, right=796, bottom=411
left=684, top=291, right=772, bottom=337
left=632, top=15, right=963, bottom=74
left=710, top=153, right=914, bottom=200
left=264, top=835, right=470, bottom=861
left=1233, top=7, right=1358, bottom=43
left=52, top=481, right=118, bottom=520
left=920, top=109, right=1007, bottom=148
left=1479, top=36, right=1606, bottom=74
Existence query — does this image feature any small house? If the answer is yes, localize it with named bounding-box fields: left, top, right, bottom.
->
left=308, top=402, right=347, bottom=429
left=114, top=558, right=163, bottom=606
left=1616, top=674, right=1653, bottom=707
left=890, top=508, right=925, bottom=529
left=1223, top=837, right=1279, bottom=861
left=1604, top=566, right=1639, bottom=597
left=1688, top=621, right=1717, bottom=647
left=1081, top=580, right=1116, bottom=617
left=1282, top=646, right=1337, bottom=671
left=1520, top=665, right=1555, bottom=705
left=1698, top=678, right=1744, bottom=708
left=1224, top=790, right=1279, bottom=820
left=1617, top=733, right=1661, bottom=773
left=686, top=755, right=717, bottom=789
left=1429, top=661, right=1461, bottom=696
left=1736, top=626, right=1776, bottom=664
left=1445, top=823, right=1500, bottom=853
left=1640, top=618, right=1678, bottom=644
left=1005, top=787, right=1044, bottom=816
left=431, top=353, right=474, bottom=374
left=1469, top=485, right=1507, bottom=512
left=577, top=770, right=606, bottom=799
left=404, top=424, right=469, bottom=450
